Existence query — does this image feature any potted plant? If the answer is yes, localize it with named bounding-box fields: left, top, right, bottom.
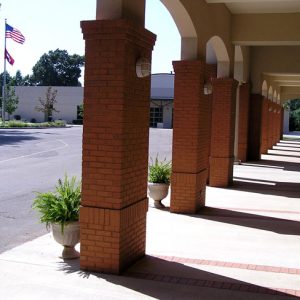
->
left=148, top=156, right=172, bottom=208
left=32, top=175, right=81, bottom=259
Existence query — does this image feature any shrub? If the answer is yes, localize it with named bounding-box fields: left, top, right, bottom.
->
left=32, top=175, right=81, bottom=233
left=148, top=156, right=172, bottom=184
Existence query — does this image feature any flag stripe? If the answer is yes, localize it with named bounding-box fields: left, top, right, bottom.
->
left=6, top=23, right=25, bottom=44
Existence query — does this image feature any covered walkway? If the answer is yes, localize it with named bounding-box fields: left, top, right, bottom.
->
left=1, top=137, right=299, bottom=299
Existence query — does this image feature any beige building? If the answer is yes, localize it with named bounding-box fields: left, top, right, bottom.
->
left=14, top=86, right=83, bottom=123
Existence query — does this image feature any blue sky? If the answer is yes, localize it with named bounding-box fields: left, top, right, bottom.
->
left=1, top=0, right=180, bottom=81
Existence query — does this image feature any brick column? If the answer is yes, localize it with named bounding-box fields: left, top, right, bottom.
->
left=170, top=61, right=209, bottom=214
left=267, top=101, right=274, bottom=149
left=209, top=78, right=237, bottom=187
left=260, top=97, right=269, bottom=154
left=280, top=107, right=284, bottom=139
left=272, top=105, right=278, bottom=146
left=237, top=83, right=250, bottom=162
left=80, top=20, right=156, bottom=274
left=248, top=94, right=263, bottom=161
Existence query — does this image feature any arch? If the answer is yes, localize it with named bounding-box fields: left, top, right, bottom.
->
left=268, top=86, right=273, bottom=101
left=277, top=93, right=281, bottom=104
left=262, top=80, right=268, bottom=97
left=273, top=90, right=277, bottom=103
left=206, top=36, right=230, bottom=78
left=160, top=0, right=198, bottom=60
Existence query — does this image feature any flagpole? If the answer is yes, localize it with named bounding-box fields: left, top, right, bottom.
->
left=2, top=18, right=7, bottom=124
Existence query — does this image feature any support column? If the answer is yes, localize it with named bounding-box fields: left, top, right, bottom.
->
left=237, top=82, right=250, bottom=162
left=209, top=78, right=237, bottom=187
left=170, top=61, right=209, bottom=214
left=80, top=19, right=156, bottom=274
left=248, top=94, right=263, bottom=161
left=272, top=104, right=278, bottom=146
left=280, top=107, right=285, bottom=139
left=260, top=97, right=269, bottom=154
left=267, top=101, right=274, bottom=149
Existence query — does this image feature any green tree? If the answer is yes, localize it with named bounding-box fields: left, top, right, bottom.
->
left=31, top=49, right=84, bottom=86
left=288, top=99, right=300, bottom=131
left=35, top=87, right=59, bottom=121
left=0, top=84, right=19, bottom=119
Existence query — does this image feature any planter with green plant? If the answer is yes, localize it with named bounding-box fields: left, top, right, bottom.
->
left=32, top=175, right=81, bottom=259
left=148, top=156, right=172, bottom=208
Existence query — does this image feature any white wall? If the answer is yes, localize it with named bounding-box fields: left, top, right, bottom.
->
left=14, top=86, right=83, bottom=123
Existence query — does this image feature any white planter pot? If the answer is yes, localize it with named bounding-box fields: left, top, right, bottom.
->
left=51, top=221, right=80, bottom=259
left=148, top=182, right=169, bottom=208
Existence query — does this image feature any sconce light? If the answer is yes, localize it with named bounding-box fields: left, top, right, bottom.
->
left=136, top=58, right=151, bottom=78
left=268, top=107, right=272, bottom=112
left=204, top=82, right=213, bottom=95
left=277, top=110, right=280, bottom=114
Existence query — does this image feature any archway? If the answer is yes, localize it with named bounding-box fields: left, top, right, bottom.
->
left=262, top=80, right=268, bottom=97
left=206, top=36, right=230, bottom=78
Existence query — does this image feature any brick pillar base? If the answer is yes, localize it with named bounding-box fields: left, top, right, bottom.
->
left=237, top=83, right=250, bottom=162
left=267, top=101, right=274, bottom=149
left=170, top=61, right=210, bottom=214
left=209, top=78, right=237, bottom=187
left=248, top=94, right=263, bottom=161
left=260, top=97, right=269, bottom=154
left=80, top=20, right=156, bottom=274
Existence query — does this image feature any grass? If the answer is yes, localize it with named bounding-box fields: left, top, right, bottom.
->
left=0, top=120, right=66, bottom=128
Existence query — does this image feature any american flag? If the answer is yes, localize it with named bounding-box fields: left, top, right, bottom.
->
left=6, top=23, right=25, bottom=44
left=5, top=49, right=15, bottom=65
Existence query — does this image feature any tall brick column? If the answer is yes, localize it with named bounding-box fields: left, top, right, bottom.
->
left=260, top=97, right=269, bottom=154
left=237, top=83, right=250, bottom=162
left=280, top=107, right=284, bottom=139
left=170, top=61, right=209, bottom=214
left=267, top=101, right=274, bottom=149
left=209, top=78, right=237, bottom=187
left=80, top=20, right=156, bottom=274
left=248, top=94, right=263, bottom=161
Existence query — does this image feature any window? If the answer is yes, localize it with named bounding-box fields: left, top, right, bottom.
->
left=150, top=107, right=163, bottom=128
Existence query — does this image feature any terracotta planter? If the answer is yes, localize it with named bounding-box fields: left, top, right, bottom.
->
left=51, top=221, right=80, bottom=259
left=148, top=182, right=169, bottom=208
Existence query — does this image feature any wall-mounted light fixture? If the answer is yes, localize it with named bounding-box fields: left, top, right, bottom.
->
left=136, top=58, right=151, bottom=78
left=204, top=82, right=213, bottom=95
left=269, top=107, right=273, bottom=112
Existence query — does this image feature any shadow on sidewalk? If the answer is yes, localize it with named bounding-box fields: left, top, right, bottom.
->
left=57, top=255, right=298, bottom=300
left=231, top=177, right=300, bottom=198
left=197, top=207, right=300, bottom=235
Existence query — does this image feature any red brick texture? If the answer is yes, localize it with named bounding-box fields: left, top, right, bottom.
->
left=260, top=97, right=269, bottom=154
left=248, top=94, right=263, bottom=161
left=80, top=19, right=156, bottom=274
left=170, top=61, right=211, bottom=213
left=267, top=101, right=275, bottom=149
left=237, top=83, right=250, bottom=162
left=209, top=78, right=238, bottom=187
left=280, top=107, right=284, bottom=140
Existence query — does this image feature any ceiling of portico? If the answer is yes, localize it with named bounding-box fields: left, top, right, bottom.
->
left=205, top=0, right=300, bottom=14
left=263, top=73, right=300, bottom=102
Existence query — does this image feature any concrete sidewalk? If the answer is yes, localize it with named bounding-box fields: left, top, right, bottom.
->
left=0, top=139, right=300, bottom=299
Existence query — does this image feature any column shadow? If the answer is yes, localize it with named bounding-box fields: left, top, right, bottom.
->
left=58, top=255, right=298, bottom=299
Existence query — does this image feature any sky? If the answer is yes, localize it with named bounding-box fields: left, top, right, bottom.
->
left=0, top=0, right=180, bottom=83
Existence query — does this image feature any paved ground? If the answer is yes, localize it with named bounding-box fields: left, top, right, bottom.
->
left=0, top=127, right=172, bottom=253
left=0, top=137, right=299, bottom=299
left=0, top=127, right=82, bottom=252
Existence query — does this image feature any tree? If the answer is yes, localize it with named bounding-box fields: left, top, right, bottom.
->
left=35, top=87, right=59, bottom=121
left=31, top=49, right=84, bottom=86
left=0, top=84, right=19, bottom=119
left=287, top=99, right=300, bottom=131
